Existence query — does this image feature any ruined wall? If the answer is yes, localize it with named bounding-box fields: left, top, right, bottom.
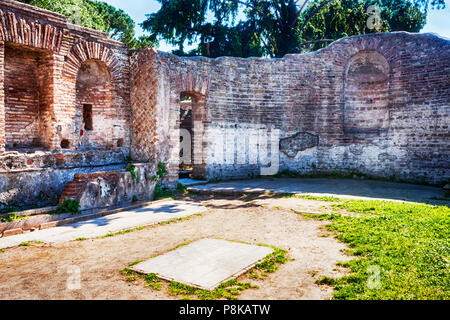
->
left=138, top=32, right=449, bottom=186
left=1, top=0, right=449, bottom=213
left=0, top=0, right=135, bottom=211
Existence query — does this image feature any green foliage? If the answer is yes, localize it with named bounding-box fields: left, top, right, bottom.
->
left=54, top=200, right=80, bottom=215
left=126, top=165, right=139, bottom=182
left=0, top=212, right=30, bottom=223
left=154, top=184, right=174, bottom=200
left=132, top=195, right=139, bottom=203
left=142, top=0, right=445, bottom=58
left=167, top=279, right=256, bottom=300
left=284, top=194, right=342, bottom=202
left=150, top=162, right=168, bottom=182
left=255, top=247, right=288, bottom=274
left=308, top=198, right=450, bottom=299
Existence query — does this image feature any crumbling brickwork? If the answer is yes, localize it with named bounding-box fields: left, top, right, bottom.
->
left=0, top=0, right=139, bottom=211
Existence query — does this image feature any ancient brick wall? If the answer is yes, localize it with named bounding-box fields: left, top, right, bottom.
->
left=0, top=0, right=133, bottom=211
left=142, top=32, right=449, bottom=186
left=1, top=0, right=449, bottom=212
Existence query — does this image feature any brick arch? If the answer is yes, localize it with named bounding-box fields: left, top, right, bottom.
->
left=0, top=8, right=65, bottom=53
left=175, top=72, right=210, bottom=97
left=163, top=72, right=210, bottom=184
left=63, top=41, right=121, bottom=82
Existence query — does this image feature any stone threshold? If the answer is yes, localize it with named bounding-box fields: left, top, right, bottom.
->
left=0, top=199, right=170, bottom=238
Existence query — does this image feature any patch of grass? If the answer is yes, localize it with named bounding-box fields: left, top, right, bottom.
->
left=308, top=198, right=450, bottom=300
left=53, top=200, right=80, bottom=215
left=122, top=243, right=287, bottom=300
left=254, top=247, right=288, bottom=274
left=129, top=260, right=144, bottom=267
left=75, top=238, right=86, bottom=241
left=167, top=278, right=257, bottom=300
left=316, top=276, right=338, bottom=286
left=98, top=228, right=135, bottom=239
left=308, top=270, right=318, bottom=277
left=143, top=273, right=162, bottom=290
left=0, top=212, right=30, bottom=223
left=154, top=184, right=174, bottom=200
left=283, top=194, right=342, bottom=202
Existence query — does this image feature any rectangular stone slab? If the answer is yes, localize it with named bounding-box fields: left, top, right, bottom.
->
left=131, top=239, right=274, bottom=291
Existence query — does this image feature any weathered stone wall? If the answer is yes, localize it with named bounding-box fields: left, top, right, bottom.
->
left=142, top=32, right=449, bottom=186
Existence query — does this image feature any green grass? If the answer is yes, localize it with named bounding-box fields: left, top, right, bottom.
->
left=0, top=213, right=30, bottom=223
left=53, top=200, right=80, bottom=215
left=282, top=194, right=342, bottom=202
left=153, top=183, right=187, bottom=200
left=304, top=199, right=450, bottom=300
left=121, top=243, right=287, bottom=300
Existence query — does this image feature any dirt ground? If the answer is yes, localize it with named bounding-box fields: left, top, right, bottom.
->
left=0, top=194, right=352, bottom=300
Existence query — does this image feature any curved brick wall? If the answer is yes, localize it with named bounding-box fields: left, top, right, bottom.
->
left=0, top=0, right=449, bottom=212
left=134, top=32, right=450, bottom=186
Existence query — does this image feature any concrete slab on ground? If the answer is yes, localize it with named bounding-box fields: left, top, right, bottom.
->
left=0, top=201, right=207, bottom=249
left=187, top=178, right=446, bottom=203
left=131, top=239, right=274, bottom=290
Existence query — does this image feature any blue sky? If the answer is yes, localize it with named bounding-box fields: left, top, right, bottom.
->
left=103, top=0, right=450, bottom=52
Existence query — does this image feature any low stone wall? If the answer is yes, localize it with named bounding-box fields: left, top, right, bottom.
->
left=0, top=149, right=128, bottom=211
left=65, top=163, right=157, bottom=211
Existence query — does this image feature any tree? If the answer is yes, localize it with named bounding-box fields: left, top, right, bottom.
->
left=17, top=0, right=154, bottom=49
left=142, top=0, right=446, bottom=57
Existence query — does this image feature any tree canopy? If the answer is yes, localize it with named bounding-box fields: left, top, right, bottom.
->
left=142, top=0, right=446, bottom=57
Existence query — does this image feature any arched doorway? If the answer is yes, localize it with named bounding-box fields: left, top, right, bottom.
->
left=179, top=91, right=207, bottom=180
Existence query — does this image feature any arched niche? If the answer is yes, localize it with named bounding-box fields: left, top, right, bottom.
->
left=75, top=59, right=115, bottom=149
left=344, top=50, right=391, bottom=137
